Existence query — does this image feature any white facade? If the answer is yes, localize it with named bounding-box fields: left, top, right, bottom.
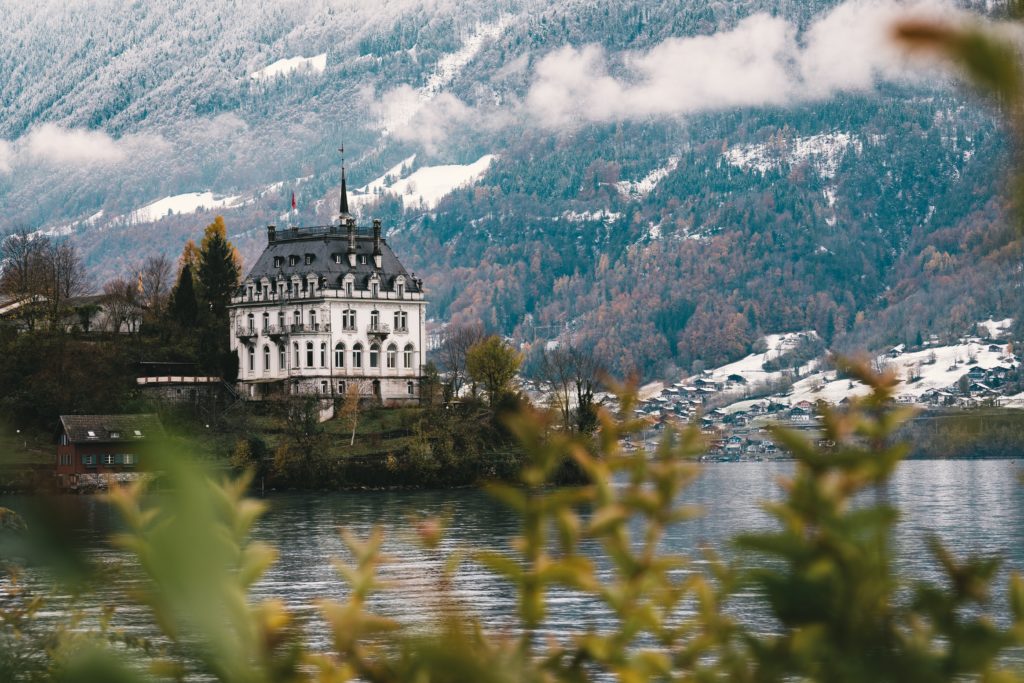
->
left=228, top=222, right=428, bottom=403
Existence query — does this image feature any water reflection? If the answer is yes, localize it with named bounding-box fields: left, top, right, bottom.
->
left=4, top=459, right=1023, bottom=647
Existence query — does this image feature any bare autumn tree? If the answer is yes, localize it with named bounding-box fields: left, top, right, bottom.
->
left=42, top=240, right=88, bottom=325
left=1, top=231, right=88, bottom=329
left=539, top=343, right=603, bottom=433
left=439, top=322, right=486, bottom=399
left=102, top=277, right=142, bottom=334
left=0, top=229, right=43, bottom=296
left=137, top=254, right=173, bottom=317
left=0, top=229, right=47, bottom=330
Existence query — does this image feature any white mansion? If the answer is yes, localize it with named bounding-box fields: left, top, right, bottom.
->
left=229, top=168, right=427, bottom=402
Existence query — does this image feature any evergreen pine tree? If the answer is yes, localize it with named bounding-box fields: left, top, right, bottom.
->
left=169, top=263, right=198, bottom=328
left=197, top=216, right=241, bottom=320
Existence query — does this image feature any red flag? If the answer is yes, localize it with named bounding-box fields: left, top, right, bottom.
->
left=291, top=190, right=297, bottom=210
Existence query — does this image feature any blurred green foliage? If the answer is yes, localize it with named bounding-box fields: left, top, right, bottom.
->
left=2, top=361, right=1024, bottom=682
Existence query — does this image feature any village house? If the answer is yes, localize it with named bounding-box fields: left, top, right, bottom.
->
left=56, top=414, right=163, bottom=490
left=229, top=162, right=427, bottom=403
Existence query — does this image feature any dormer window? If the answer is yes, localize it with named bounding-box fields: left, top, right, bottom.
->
left=134, top=430, right=143, bottom=437
left=333, top=254, right=342, bottom=264
left=360, top=255, right=367, bottom=265
left=305, top=254, right=314, bottom=265
left=86, top=430, right=97, bottom=439
left=110, top=431, right=121, bottom=439
left=397, top=283, right=405, bottom=298
left=273, top=256, right=283, bottom=268
left=289, top=255, right=299, bottom=267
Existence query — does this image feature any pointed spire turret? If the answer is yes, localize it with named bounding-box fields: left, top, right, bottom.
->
left=338, top=145, right=350, bottom=220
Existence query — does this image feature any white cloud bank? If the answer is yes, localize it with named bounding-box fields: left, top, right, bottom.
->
left=0, top=123, right=170, bottom=174
left=377, top=85, right=477, bottom=154
left=524, top=0, right=962, bottom=128
left=0, top=140, right=12, bottom=174
left=372, top=0, right=964, bottom=146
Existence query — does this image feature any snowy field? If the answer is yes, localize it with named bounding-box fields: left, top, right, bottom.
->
left=350, top=154, right=496, bottom=211
left=683, top=325, right=1019, bottom=413
left=131, top=191, right=244, bottom=223
left=250, top=54, right=326, bottom=81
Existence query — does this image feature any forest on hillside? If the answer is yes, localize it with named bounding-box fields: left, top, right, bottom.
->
left=2, top=0, right=1020, bottom=381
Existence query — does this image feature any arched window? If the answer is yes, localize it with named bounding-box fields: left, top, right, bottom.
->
left=370, top=310, right=380, bottom=330
left=404, top=344, right=414, bottom=369
left=320, top=342, right=327, bottom=368
left=263, top=345, right=270, bottom=371
left=277, top=311, right=285, bottom=329
left=293, top=342, right=300, bottom=367
left=293, top=310, right=301, bottom=328
left=262, top=312, right=269, bottom=331
left=279, top=344, right=286, bottom=370
left=247, top=346, right=255, bottom=372
left=247, top=313, right=255, bottom=332
left=309, top=309, right=317, bottom=330
left=352, top=343, right=363, bottom=369
left=335, top=343, right=345, bottom=368
left=369, top=343, right=379, bottom=369
left=386, top=343, right=397, bottom=369
left=306, top=341, right=314, bottom=367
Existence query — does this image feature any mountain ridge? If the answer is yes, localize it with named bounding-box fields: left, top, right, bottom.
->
left=1, top=0, right=1018, bottom=380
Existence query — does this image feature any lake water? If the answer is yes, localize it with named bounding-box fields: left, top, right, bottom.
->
left=7, top=458, right=1024, bottom=650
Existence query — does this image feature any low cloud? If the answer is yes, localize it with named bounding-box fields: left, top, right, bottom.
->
left=525, top=0, right=961, bottom=128
left=384, top=0, right=963, bottom=146
left=0, top=123, right=170, bottom=173
left=0, top=140, right=12, bottom=174
left=370, top=85, right=482, bottom=155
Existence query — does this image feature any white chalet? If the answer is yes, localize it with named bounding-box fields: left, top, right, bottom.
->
left=229, top=165, right=427, bottom=402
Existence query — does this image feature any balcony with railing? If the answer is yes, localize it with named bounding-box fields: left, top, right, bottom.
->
left=235, top=326, right=257, bottom=340
left=367, top=322, right=391, bottom=340
left=266, top=325, right=289, bottom=340
left=289, top=322, right=331, bottom=334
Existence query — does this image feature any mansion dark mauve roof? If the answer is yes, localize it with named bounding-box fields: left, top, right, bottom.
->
left=243, top=228, right=422, bottom=293
left=59, top=414, right=165, bottom=444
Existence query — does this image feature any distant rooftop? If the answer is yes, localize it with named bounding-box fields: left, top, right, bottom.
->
left=59, top=414, right=165, bottom=444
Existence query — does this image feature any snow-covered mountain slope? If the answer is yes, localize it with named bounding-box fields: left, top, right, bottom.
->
left=250, top=54, right=327, bottom=82
left=132, top=191, right=245, bottom=224
left=724, top=132, right=862, bottom=179
left=0, top=0, right=1016, bottom=384
left=616, top=157, right=680, bottom=199
left=704, top=332, right=820, bottom=387
left=704, top=332, right=1018, bottom=413
left=351, top=154, right=496, bottom=211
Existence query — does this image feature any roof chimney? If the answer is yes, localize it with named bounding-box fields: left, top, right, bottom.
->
left=267, top=225, right=276, bottom=243
left=347, top=217, right=357, bottom=267
left=372, top=219, right=382, bottom=269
